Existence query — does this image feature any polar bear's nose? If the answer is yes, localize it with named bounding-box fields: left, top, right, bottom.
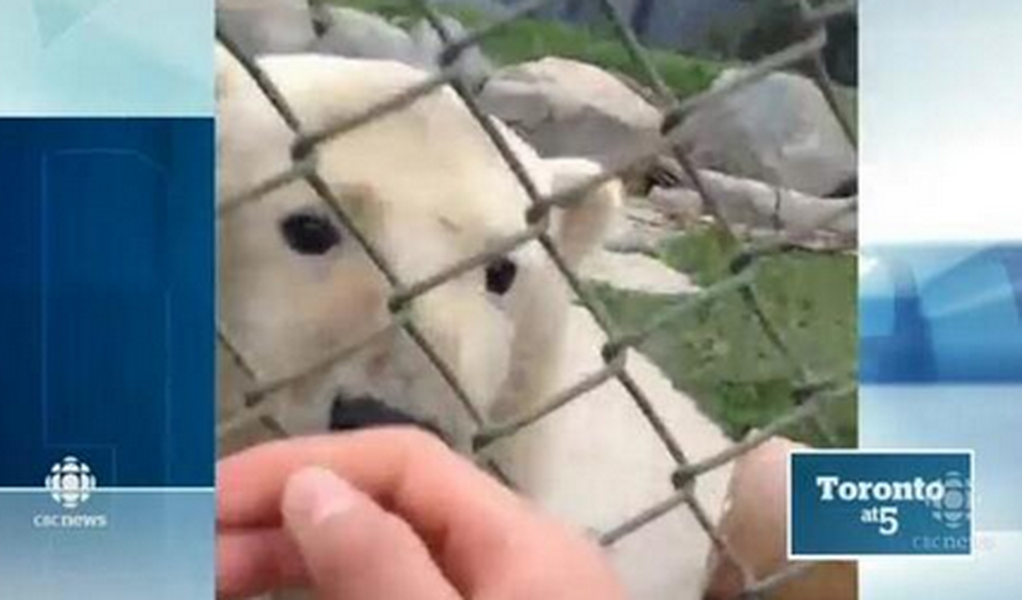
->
left=280, top=211, right=342, bottom=255
left=485, top=257, right=518, bottom=296
left=329, top=395, right=448, bottom=443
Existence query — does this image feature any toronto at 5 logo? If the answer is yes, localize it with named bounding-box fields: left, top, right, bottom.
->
left=789, top=451, right=973, bottom=558
left=814, top=470, right=969, bottom=536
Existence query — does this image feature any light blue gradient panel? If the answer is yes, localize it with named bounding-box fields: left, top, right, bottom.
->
left=860, top=0, right=1022, bottom=244
left=861, top=0, right=1022, bottom=594
left=861, top=388, right=1022, bottom=533
left=861, top=387, right=1022, bottom=599
left=0, top=0, right=212, bottom=116
left=861, top=533, right=1022, bottom=600
left=0, top=491, right=213, bottom=599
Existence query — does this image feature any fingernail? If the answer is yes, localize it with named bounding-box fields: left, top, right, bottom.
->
left=283, top=467, right=358, bottom=527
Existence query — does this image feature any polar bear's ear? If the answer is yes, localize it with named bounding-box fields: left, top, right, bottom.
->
left=546, top=158, right=622, bottom=268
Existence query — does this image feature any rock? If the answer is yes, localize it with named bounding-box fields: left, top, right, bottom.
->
left=308, top=10, right=493, bottom=86
left=649, top=170, right=856, bottom=248
left=218, top=0, right=316, bottom=58
left=581, top=249, right=700, bottom=296
left=478, top=57, right=663, bottom=174
left=410, top=16, right=495, bottom=88
left=676, top=68, right=857, bottom=197
left=309, top=6, right=427, bottom=68
left=604, top=195, right=680, bottom=253
left=646, top=186, right=703, bottom=225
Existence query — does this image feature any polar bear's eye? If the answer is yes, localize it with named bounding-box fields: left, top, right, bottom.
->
left=280, top=212, right=342, bottom=255
left=485, top=257, right=517, bottom=296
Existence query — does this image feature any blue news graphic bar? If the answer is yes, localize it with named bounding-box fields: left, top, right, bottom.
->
left=0, top=119, right=214, bottom=487
left=860, top=245, right=1022, bottom=383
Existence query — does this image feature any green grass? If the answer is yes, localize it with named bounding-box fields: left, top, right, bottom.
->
left=587, top=225, right=857, bottom=447
left=325, top=0, right=722, bottom=99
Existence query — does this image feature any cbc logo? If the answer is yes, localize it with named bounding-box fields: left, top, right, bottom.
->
left=929, top=470, right=971, bottom=530
left=45, top=456, right=97, bottom=509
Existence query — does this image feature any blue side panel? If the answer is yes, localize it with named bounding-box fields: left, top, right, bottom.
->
left=0, top=118, right=214, bottom=487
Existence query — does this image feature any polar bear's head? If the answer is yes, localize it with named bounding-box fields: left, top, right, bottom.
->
left=216, top=46, right=620, bottom=450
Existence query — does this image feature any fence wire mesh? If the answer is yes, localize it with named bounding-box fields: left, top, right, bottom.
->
left=216, top=0, right=858, bottom=597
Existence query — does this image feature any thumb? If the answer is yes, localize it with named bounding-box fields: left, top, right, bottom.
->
left=282, top=467, right=462, bottom=600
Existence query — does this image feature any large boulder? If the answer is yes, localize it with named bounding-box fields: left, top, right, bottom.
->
left=478, top=57, right=663, bottom=174
left=309, top=6, right=427, bottom=68
left=676, top=68, right=857, bottom=197
left=218, top=0, right=317, bottom=58
left=309, top=10, right=493, bottom=86
left=410, top=15, right=495, bottom=88
left=648, top=170, right=856, bottom=249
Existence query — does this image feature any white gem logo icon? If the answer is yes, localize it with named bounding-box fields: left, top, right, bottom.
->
left=44, top=456, right=97, bottom=509
left=929, top=470, right=971, bottom=530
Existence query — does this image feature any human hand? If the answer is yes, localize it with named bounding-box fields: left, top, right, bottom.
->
left=217, top=428, right=627, bottom=600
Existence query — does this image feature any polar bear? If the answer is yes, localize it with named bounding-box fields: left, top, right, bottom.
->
left=216, top=44, right=619, bottom=455
left=215, top=44, right=844, bottom=600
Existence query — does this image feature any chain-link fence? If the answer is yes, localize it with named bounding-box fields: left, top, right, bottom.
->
left=216, top=0, right=858, bottom=597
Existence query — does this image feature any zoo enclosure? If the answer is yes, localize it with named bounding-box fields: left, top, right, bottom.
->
left=216, top=0, right=858, bottom=597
